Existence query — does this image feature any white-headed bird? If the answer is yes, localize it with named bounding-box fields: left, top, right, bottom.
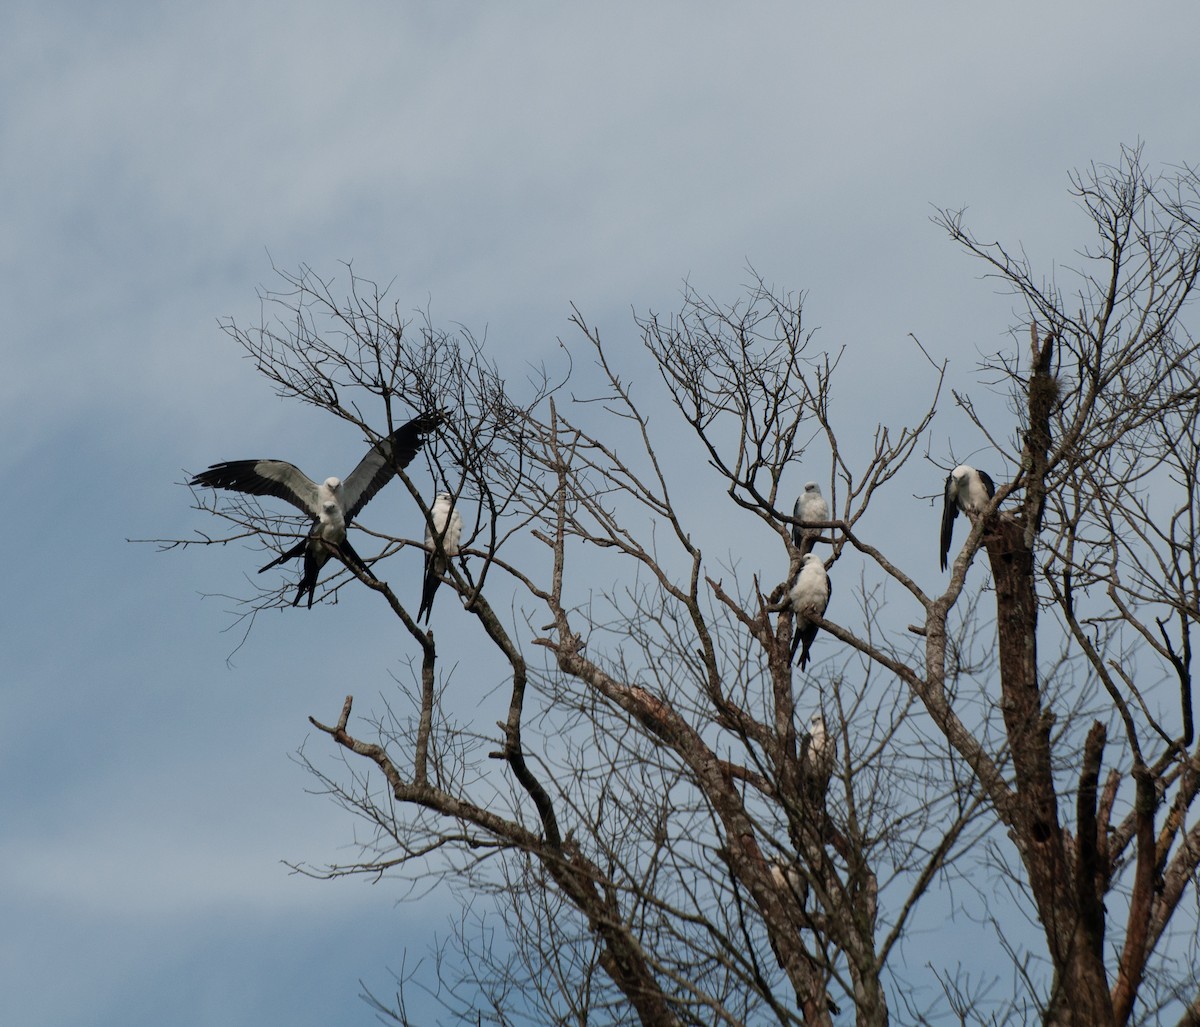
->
left=417, top=491, right=463, bottom=622
left=789, top=553, right=832, bottom=669
left=191, top=411, right=441, bottom=607
left=939, top=464, right=996, bottom=572
left=792, top=481, right=830, bottom=557
left=801, top=712, right=835, bottom=807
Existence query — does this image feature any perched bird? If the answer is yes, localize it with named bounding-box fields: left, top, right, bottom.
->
left=800, top=712, right=835, bottom=806
left=191, top=411, right=442, bottom=607
left=417, top=491, right=463, bottom=622
left=789, top=553, right=832, bottom=669
left=939, top=464, right=997, bottom=572
left=792, top=481, right=830, bottom=556
left=768, top=859, right=808, bottom=906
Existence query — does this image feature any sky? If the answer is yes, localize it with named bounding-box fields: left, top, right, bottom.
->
left=3, top=3, right=1199, bottom=1024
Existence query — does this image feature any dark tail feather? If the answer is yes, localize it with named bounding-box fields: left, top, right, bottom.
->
left=292, top=542, right=324, bottom=609
left=260, top=537, right=308, bottom=573
left=794, top=524, right=825, bottom=559
left=795, top=624, right=817, bottom=669
left=417, top=554, right=440, bottom=623
left=338, top=538, right=370, bottom=577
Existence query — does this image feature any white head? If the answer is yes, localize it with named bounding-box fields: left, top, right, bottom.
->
left=804, top=481, right=821, bottom=496
left=809, top=712, right=826, bottom=743
left=324, top=476, right=342, bottom=491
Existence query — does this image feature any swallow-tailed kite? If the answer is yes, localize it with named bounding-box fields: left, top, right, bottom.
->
left=417, top=491, right=463, bottom=622
left=939, top=464, right=996, bottom=572
left=789, top=553, right=831, bottom=669
left=768, top=859, right=808, bottom=905
left=792, top=481, right=830, bottom=556
left=801, top=712, right=834, bottom=805
left=191, top=411, right=442, bottom=607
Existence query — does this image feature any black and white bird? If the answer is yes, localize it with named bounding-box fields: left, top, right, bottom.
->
left=768, top=859, right=808, bottom=906
left=800, top=712, right=835, bottom=805
left=417, top=491, right=463, bottom=622
left=789, top=553, right=832, bottom=669
left=939, top=464, right=996, bottom=572
left=792, top=481, right=830, bottom=556
left=191, top=411, right=441, bottom=607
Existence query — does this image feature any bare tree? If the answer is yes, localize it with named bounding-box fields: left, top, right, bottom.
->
left=174, top=147, right=1200, bottom=1025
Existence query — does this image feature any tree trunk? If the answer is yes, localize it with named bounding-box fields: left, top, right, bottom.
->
left=986, top=515, right=1115, bottom=1026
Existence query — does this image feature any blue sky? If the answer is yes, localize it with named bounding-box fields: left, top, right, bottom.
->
left=4, top=3, right=1199, bottom=1024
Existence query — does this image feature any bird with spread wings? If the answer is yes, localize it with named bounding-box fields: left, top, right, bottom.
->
left=191, top=411, right=442, bottom=607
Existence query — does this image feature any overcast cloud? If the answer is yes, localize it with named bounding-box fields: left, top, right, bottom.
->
left=3, top=2, right=1198, bottom=1024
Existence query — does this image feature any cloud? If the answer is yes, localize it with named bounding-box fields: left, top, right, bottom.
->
left=5, top=1, right=1200, bottom=1023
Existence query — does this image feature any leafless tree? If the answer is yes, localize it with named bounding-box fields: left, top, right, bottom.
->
left=174, top=146, right=1200, bottom=1026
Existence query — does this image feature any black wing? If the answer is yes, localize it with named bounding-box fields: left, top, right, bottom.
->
left=939, top=473, right=959, bottom=572
left=191, top=459, right=320, bottom=517
left=977, top=469, right=996, bottom=499
left=343, top=410, right=444, bottom=520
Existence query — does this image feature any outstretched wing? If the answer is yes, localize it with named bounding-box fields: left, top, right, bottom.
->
left=343, top=410, right=444, bottom=520
left=939, top=473, right=959, bottom=572
left=191, top=460, right=321, bottom=518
